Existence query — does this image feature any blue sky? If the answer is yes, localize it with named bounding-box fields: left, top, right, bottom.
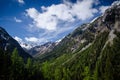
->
left=0, top=0, right=116, bottom=47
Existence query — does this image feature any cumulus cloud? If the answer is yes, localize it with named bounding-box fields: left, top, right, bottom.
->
left=25, top=0, right=98, bottom=31
left=99, top=6, right=110, bottom=13
left=18, top=0, right=25, bottom=4
left=23, top=0, right=103, bottom=45
left=14, top=17, right=22, bottom=23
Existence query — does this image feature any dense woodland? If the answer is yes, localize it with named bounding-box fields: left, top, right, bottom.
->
left=0, top=48, right=43, bottom=80
left=0, top=30, right=120, bottom=80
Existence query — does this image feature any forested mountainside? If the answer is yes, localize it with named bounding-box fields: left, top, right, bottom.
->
left=0, top=27, right=32, bottom=60
left=0, top=1, right=120, bottom=80
left=38, top=2, right=120, bottom=62
left=37, top=2, right=120, bottom=80
left=0, top=48, right=43, bottom=80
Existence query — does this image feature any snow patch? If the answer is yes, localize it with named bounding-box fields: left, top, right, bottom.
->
left=14, top=36, right=33, bottom=50
left=56, top=39, right=62, bottom=43
left=20, top=43, right=33, bottom=50
left=90, top=17, right=98, bottom=23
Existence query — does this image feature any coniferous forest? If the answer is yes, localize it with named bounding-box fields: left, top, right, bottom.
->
left=0, top=30, right=120, bottom=80
left=0, top=1, right=120, bottom=80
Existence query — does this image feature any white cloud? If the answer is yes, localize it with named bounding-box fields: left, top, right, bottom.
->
left=14, top=17, right=22, bottom=23
left=18, top=0, right=25, bottom=4
left=25, top=37, right=48, bottom=43
left=25, top=37, right=39, bottom=43
left=26, top=8, right=57, bottom=31
left=99, top=6, right=110, bottom=13
left=71, top=0, right=98, bottom=20
left=25, top=0, right=98, bottom=31
left=15, top=0, right=116, bottom=46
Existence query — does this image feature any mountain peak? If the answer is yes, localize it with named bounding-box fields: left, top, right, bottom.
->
left=112, top=0, right=120, bottom=6
left=0, top=26, right=32, bottom=60
left=102, top=2, right=120, bottom=28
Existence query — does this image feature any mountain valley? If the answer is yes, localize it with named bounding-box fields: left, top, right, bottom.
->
left=0, top=1, right=120, bottom=80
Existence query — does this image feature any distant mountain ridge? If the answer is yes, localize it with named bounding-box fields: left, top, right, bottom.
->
left=27, top=42, right=58, bottom=57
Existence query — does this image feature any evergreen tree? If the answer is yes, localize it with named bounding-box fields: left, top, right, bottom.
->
left=10, top=48, right=24, bottom=80
left=83, top=66, right=91, bottom=80
left=104, top=47, right=113, bottom=80
left=54, top=68, right=62, bottom=80
left=26, top=58, right=33, bottom=79
left=93, top=61, right=99, bottom=80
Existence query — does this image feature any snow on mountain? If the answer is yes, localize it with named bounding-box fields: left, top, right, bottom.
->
left=14, top=36, right=33, bottom=50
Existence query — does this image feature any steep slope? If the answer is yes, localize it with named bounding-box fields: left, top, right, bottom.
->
left=38, top=23, right=95, bottom=60
left=0, top=27, right=32, bottom=60
left=28, top=42, right=57, bottom=57
left=39, top=1, right=120, bottom=80
left=39, top=1, right=120, bottom=61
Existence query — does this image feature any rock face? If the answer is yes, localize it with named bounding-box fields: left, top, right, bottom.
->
left=103, top=2, right=120, bottom=31
left=28, top=42, right=57, bottom=57
left=37, top=1, right=120, bottom=62
left=0, top=27, right=32, bottom=60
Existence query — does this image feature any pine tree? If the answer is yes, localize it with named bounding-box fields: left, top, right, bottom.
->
left=83, top=66, right=91, bottom=80
left=10, top=48, right=24, bottom=80
left=26, top=58, right=33, bottom=79
left=54, top=68, right=62, bottom=80
left=93, top=61, right=99, bottom=80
